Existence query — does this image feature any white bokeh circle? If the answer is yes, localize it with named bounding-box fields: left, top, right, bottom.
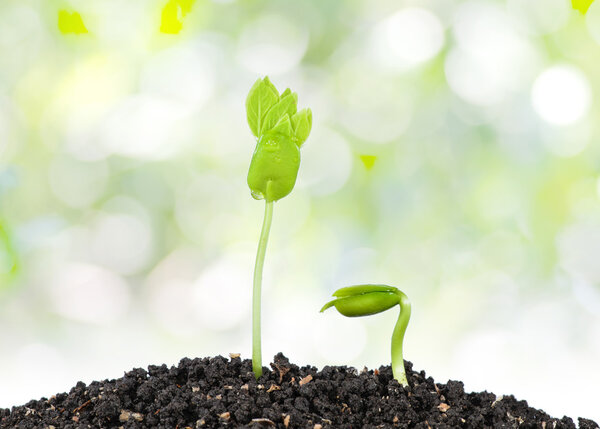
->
left=237, top=14, right=308, bottom=75
left=445, top=2, right=538, bottom=106
left=369, top=8, right=444, bottom=71
left=531, top=65, right=592, bottom=126
left=49, top=263, right=131, bottom=324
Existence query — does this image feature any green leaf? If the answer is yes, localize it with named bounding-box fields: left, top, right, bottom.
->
left=320, top=300, right=336, bottom=312
left=246, top=77, right=279, bottom=138
left=270, top=115, right=294, bottom=137
left=291, top=108, right=312, bottom=146
left=260, top=92, right=298, bottom=136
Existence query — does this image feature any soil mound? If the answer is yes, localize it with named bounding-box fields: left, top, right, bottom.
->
left=2, top=353, right=597, bottom=428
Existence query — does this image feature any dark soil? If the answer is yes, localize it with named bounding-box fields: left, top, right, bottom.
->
left=1, top=353, right=597, bottom=429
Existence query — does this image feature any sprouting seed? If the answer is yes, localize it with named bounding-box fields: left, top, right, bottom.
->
left=246, top=76, right=312, bottom=379
left=320, top=284, right=411, bottom=387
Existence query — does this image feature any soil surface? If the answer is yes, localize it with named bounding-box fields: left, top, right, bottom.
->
left=1, top=353, right=597, bottom=428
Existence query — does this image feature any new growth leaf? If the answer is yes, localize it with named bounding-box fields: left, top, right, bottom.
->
left=246, top=77, right=313, bottom=147
left=246, top=77, right=279, bottom=139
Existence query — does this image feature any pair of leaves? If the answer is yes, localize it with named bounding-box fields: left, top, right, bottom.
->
left=320, top=285, right=402, bottom=317
left=246, top=77, right=312, bottom=147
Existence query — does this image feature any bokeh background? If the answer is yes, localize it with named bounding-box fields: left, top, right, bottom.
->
left=1, top=0, right=600, bottom=423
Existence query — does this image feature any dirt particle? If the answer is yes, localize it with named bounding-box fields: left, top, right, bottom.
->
left=271, top=362, right=291, bottom=383
left=73, top=400, right=91, bottom=413
left=299, top=375, right=313, bottom=386
left=251, top=418, right=275, bottom=426
left=437, top=403, right=450, bottom=413
left=192, top=386, right=200, bottom=393
left=492, top=395, right=504, bottom=407
left=134, top=413, right=143, bottom=421
left=507, top=411, right=525, bottom=424
left=266, top=384, right=281, bottom=393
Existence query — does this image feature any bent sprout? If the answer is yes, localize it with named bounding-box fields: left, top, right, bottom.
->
left=320, top=285, right=411, bottom=386
left=246, top=77, right=312, bottom=379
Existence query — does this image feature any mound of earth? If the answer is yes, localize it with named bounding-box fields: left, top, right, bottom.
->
left=2, top=353, right=597, bottom=428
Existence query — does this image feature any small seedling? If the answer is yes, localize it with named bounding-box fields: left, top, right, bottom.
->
left=320, top=284, right=411, bottom=386
left=246, top=77, right=312, bottom=378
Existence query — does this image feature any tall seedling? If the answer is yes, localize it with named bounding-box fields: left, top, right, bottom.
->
left=246, top=77, right=312, bottom=378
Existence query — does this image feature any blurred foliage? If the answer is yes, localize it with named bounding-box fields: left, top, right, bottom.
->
left=0, top=220, right=18, bottom=288
left=57, top=10, right=88, bottom=34
left=572, top=0, right=595, bottom=14
left=359, top=155, right=377, bottom=171
left=160, top=0, right=196, bottom=34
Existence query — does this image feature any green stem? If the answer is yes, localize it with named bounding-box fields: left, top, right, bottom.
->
left=252, top=184, right=274, bottom=379
left=391, top=290, right=411, bottom=387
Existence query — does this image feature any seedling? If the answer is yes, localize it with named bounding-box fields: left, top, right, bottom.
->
left=246, top=77, right=312, bottom=378
left=320, top=284, right=411, bottom=386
